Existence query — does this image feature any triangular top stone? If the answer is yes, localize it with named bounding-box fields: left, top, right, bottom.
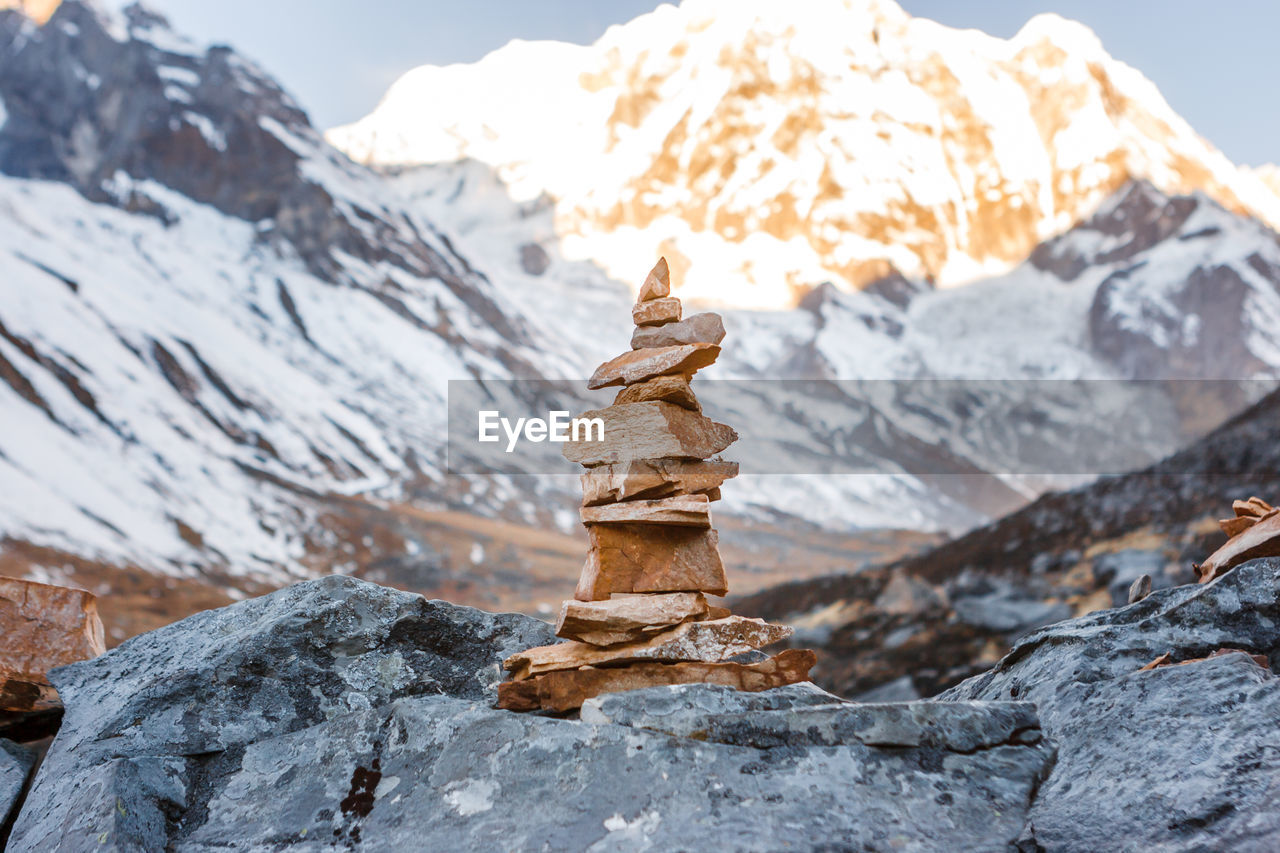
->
left=638, top=257, right=671, bottom=302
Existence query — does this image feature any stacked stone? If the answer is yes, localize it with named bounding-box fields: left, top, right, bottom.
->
left=498, top=259, right=815, bottom=713
left=1195, top=496, right=1280, bottom=583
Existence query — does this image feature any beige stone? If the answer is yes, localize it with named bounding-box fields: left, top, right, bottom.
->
left=632, top=313, right=726, bottom=349
left=1220, top=501, right=1278, bottom=537
left=0, top=577, right=105, bottom=673
left=576, top=524, right=727, bottom=600
left=496, top=649, right=818, bottom=712
left=555, top=593, right=709, bottom=645
left=1233, top=497, right=1274, bottom=517
left=580, top=494, right=710, bottom=528
left=1197, top=512, right=1280, bottom=583
left=632, top=297, right=682, bottom=327
left=587, top=344, right=719, bottom=390
left=1220, top=515, right=1259, bottom=538
left=507, top=616, right=791, bottom=680
left=1140, top=648, right=1270, bottom=672
left=562, top=402, right=736, bottom=467
left=581, top=459, right=739, bottom=506
left=0, top=577, right=105, bottom=712
left=614, top=374, right=700, bottom=411
left=637, top=257, right=670, bottom=301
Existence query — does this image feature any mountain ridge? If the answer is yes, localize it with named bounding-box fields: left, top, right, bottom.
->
left=330, top=0, right=1280, bottom=309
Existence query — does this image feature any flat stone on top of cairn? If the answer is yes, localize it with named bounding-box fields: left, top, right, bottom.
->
left=497, top=257, right=815, bottom=713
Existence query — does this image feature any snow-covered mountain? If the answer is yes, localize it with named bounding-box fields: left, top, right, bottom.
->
left=0, top=1, right=629, bottom=592
left=330, top=0, right=1280, bottom=310
left=3, top=1, right=1280, bottom=638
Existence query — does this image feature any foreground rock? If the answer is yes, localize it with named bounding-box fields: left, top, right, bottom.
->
left=10, top=576, right=1055, bottom=851
left=1, top=739, right=34, bottom=831
left=7, top=576, right=555, bottom=851
left=943, top=558, right=1280, bottom=851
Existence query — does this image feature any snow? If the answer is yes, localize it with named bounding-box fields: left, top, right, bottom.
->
left=182, top=111, right=225, bottom=151
left=328, top=0, right=1280, bottom=311
left=0, top=166, right=579, bottom=578
left=5, top=148, right=1279, bottom=578
left=157, top=65, right=200, bottom=87
left=128, top=18, right=203, bottom=57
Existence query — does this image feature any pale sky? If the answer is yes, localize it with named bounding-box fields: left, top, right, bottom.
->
left=136, top=0, right=1278, bottom=167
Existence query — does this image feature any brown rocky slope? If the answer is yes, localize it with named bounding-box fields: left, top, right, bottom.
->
left=735, top=387, right=1280, bottom=699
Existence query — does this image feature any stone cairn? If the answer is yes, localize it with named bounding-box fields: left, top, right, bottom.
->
left=498, top=258, right=815, bottom=713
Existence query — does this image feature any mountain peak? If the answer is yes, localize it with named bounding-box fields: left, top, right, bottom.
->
left=330, top=1, right=1280, bottom=310
left=1013, top=12, right=1107, bottom=56
left=672, top=0, right=911, bottom=30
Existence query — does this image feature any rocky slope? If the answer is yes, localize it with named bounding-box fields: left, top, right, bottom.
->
left=331, top=0, right=1280, bottom=309
left=5, top=561, right=1280, bottom=850
left=738, top=385, right=1280, bottom=699
left=0, top=2, right=604, bottom=567
left=943, top=559, right=1280, bottom=851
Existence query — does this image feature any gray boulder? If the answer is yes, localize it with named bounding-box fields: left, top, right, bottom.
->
left=176, top=691, right=1050, bottom=851
left=8, top=575, right=555, bottom=851
left=944, top=557, right=1280, bottom=851
left=1, top=738, right=34, bottom=829
left=10, top=574, right=1054, bottom=851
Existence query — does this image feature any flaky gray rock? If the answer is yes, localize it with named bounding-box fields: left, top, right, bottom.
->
left=10, top=575, right=1055, bottom=852
left=579, top=682, right=846, bottom=732
left=1, top=738, right=34, bottom=830
left=171, top=691, right=1050, bottom=852
left=8, top=576, right=555, bottom=851
left=581, top=682, right=1042, bottom=752
left=943, top=558, right=1280, bottom=852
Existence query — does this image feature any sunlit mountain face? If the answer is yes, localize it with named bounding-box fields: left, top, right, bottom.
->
left=329, top=0, right=1280, bottom=310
